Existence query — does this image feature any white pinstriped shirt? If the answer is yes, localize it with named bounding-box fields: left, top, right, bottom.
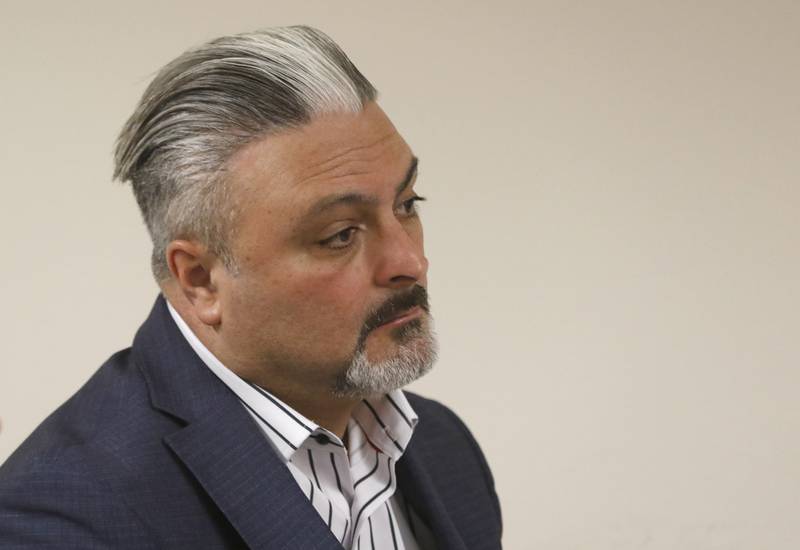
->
left=168, top=302, right=433, bottom=549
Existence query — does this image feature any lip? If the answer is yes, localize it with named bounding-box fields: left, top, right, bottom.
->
left=377, top=306, right=424, bottom=329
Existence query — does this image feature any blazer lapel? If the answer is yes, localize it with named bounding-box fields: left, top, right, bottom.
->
left=164, top=396, right=342, bottom=549
left=134, top=296, right=342, bottom=549
left=397, top=447, right=468, bottom=550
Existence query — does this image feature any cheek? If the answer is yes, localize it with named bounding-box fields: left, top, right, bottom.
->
left=293, top=271, right=365, bottom=318
left=266, top=262, right=372, bottom=335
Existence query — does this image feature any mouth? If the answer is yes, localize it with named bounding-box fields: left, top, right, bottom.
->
left=376, top=306, right=424, bottom=330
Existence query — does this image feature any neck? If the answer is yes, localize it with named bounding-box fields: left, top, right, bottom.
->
left=162, top=284, right=361, bottom=440
left=248, top=380, right=361, bottom=439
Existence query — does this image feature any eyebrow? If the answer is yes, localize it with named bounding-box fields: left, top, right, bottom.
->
left=302, top=156, right=419, bottom=220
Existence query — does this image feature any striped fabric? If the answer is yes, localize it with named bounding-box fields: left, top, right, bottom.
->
left=167, top=302, right=425, bottom=550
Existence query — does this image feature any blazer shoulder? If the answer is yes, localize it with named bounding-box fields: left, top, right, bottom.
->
left=0, top=345, right=176, bottom=493
left=402, top=390, right=503, bottom=536
left=0, top=347, right=179, bottom=547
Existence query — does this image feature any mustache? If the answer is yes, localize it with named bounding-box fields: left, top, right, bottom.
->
left=361, top=285, right=430, bottom=335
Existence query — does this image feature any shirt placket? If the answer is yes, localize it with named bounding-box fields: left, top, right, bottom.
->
left=295, top=431, right=358, bottom=546
left=347, top=420, right=402, bottom=548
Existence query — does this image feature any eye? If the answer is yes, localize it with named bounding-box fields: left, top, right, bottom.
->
left=319, top=226, right=359, bottom=250
left=396, top=195, right=426, bottom=218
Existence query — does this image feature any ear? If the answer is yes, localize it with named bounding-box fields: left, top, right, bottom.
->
left=166, top=239, right=223, bottom=327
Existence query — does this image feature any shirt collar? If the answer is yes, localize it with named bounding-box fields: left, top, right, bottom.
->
left=351, top=391, right=418, bottom=461
left=166, top=300, right=418, bottom=462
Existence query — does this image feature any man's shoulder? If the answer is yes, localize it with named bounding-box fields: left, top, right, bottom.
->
left=0, top=347, right=176, bottom=547
left=0, top=336, right=249, bottom=548
left=401, top=390, right=504, bottom=543
left=1, top=346, right=174, bottom=483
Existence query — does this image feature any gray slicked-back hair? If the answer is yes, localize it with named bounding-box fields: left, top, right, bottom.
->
left=113, top=26, right=377, bottom=281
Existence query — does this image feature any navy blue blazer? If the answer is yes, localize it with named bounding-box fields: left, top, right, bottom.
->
left=0, top=296, right=502, bottom=549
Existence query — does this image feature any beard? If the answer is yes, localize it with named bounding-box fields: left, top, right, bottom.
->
left=331, top=285, right=438, bottom=398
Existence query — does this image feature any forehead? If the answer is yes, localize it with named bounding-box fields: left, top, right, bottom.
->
left=226, top=102, right=413, bottom=210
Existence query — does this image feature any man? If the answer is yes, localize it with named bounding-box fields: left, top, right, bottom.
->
left=0, top=27, right=502, bottom=549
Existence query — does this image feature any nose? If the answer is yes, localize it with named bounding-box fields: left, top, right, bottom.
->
left=372, top=220, right=428, bottom=289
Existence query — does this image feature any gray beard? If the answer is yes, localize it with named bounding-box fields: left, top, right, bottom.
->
left=331, top=317, right=438, bottom=399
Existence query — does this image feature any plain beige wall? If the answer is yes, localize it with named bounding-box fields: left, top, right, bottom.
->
left=2, top=1, right=799, bottom=548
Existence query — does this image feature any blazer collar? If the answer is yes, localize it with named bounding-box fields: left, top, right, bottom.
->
left=132, top=294, right=225, bottom=423
left=132, top=295, right=343, bottom=549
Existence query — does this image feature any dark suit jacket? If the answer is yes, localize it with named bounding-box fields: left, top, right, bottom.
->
left=0, top=296, right=502, bottom=549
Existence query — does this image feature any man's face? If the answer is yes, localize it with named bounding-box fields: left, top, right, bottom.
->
left=211, top=102, right=435, bottom=398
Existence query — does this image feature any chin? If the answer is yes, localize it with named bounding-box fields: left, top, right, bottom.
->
left=331, top=318, right=437, bottom=399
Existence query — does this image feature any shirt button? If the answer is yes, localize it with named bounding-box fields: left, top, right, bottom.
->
left=312, top=433, right=330, bottom=445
